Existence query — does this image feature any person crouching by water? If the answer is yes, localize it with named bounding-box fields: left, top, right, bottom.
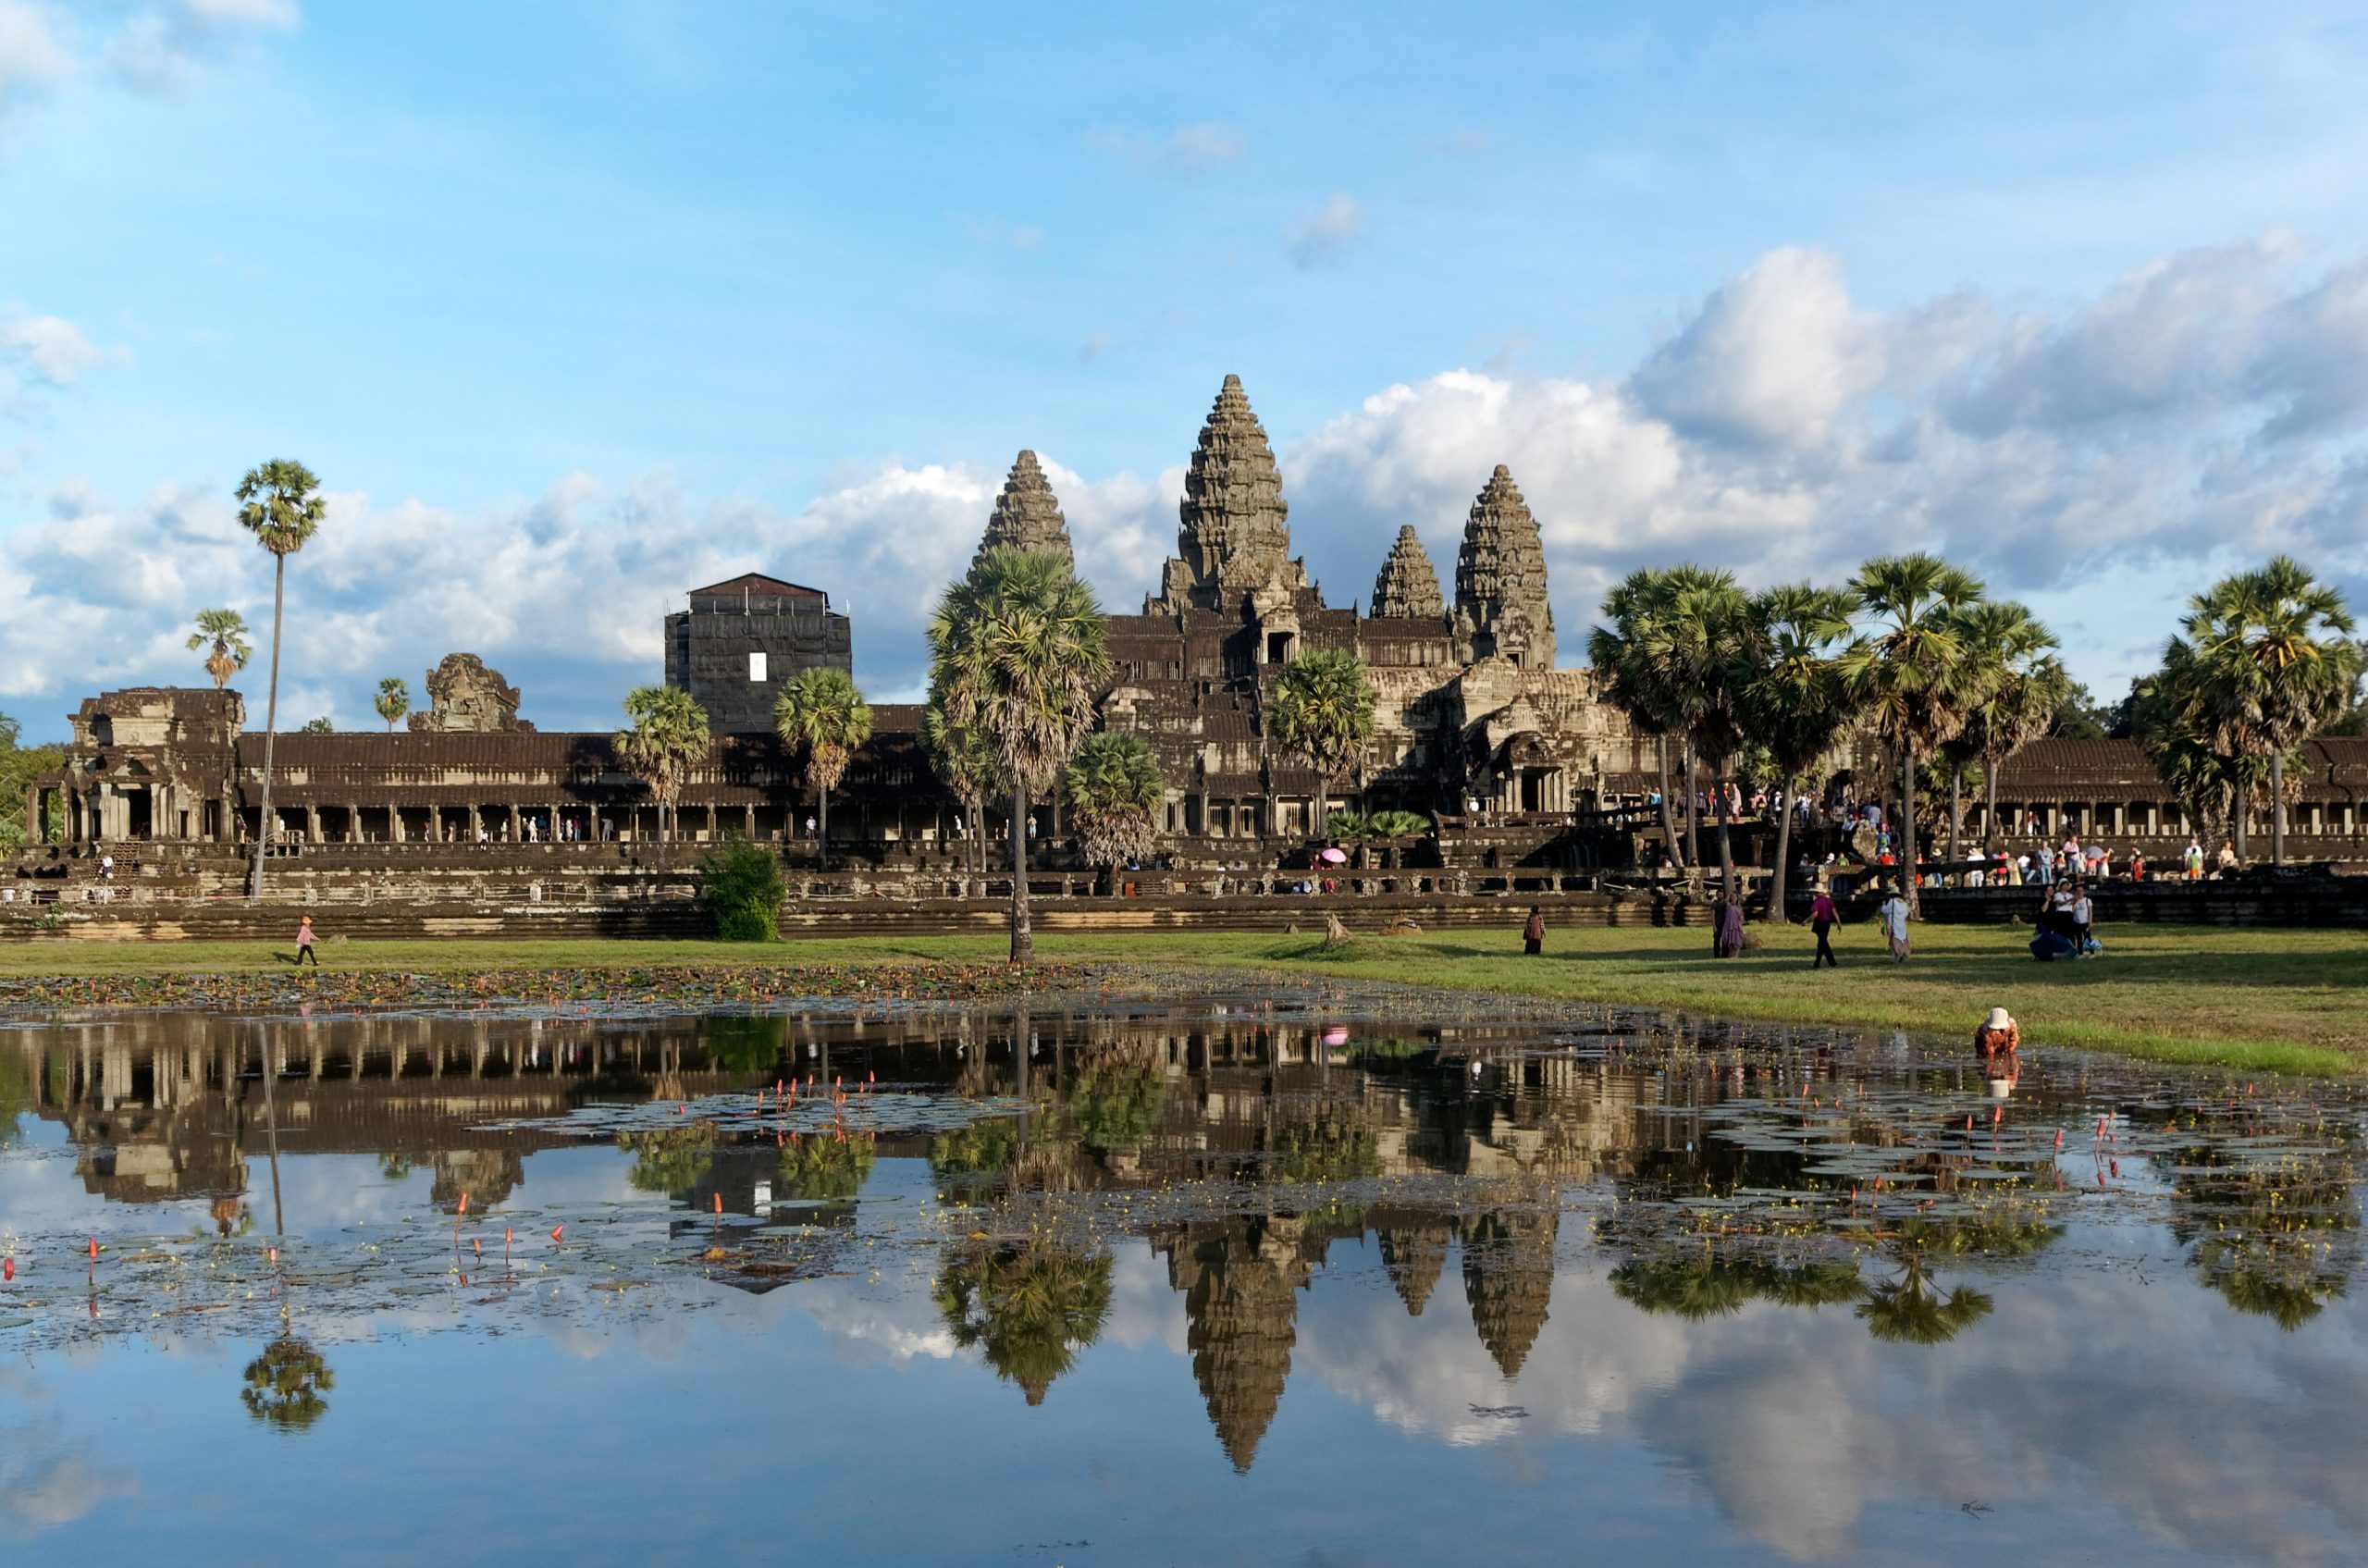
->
left=294, top=914, right=318, bottom=968
left=1522, top=905, right=1546, bottom=957
left=1809, top=888, right=1839, bottom=969
left=1975, top=1006, right=2020, bottom=1096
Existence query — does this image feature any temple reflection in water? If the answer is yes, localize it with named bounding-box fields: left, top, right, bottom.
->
left=6, top=999, right=2361, bottom=1472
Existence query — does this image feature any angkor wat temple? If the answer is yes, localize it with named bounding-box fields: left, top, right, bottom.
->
left=13, top=374, right=2368, bottom=902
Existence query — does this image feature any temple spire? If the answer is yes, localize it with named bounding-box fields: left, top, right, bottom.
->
left=1370, top=525, right=1446, bottom=619
left=1156, top=374, right=1303, bottom=610
left=972, top=450, right=1073, bottom=574
left=1452, top=464, right=1556, bottom=668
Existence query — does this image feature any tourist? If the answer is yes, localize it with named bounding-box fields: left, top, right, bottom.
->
left=2128, top=850, right=2147, bottom=882
left=294, top=913, right=318, bottom=968
left=2086, top=842, right=2108, bottom=881
left=2033, top=844, right=2054, bottom=885
left=1809, top=887, right=1839, bottom=968
left=2184, top=838, right=2205, bottom=880
left=2072, top=885, right=2096, bottom=955
left=2216, top=840, right=2239, bottom=877
left=1878, top=885, right=1911, bottom=962
left=1718, top=897, right=1745, bottom=959
left=1973, top=1005, right=2019, bottom=1060
left=99, top=852, right=114, bottom=883
left=1522, top=905, right=1545, bottom=957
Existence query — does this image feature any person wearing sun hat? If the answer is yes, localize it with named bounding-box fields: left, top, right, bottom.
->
left=1974, top=1006, right=2019, bottom=1060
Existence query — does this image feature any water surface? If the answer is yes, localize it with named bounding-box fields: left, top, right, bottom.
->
left=3, top=993, right=2362, bottom=1565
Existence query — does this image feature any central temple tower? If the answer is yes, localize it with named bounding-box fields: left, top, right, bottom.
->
left=1153, top=375, right=1310, bottom=612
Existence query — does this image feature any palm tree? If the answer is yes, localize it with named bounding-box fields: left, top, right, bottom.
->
left=1949, top=604, right=2067, bottom=856
left=237, top=459, right=326, bottom=900
left=374, top=677, right=410, bottom=732
left=2134, top=659, right=2251, bottom=853
left=615, top=685, right=710, bottom=859
left=186, top=608, right=252, bottom=689
left=1063, top=730, right=1165, bottom=893
left=921, top=697, right=997, bottom=878
left=1264, top=648, right=1376, bottom=840
left=1738, top=584, right=1860, bottom=920
left=773, top=666, right=872, bottom=871
left=1589, top=568, right=1705, bottom=870
left=2180, top=559, right=2357, bottom=866
left=1840, top=554, right=1985, bottom=915
left=1651, top=570, right=1752, bottom=899
left=928, top=547, right=1109, bottom=963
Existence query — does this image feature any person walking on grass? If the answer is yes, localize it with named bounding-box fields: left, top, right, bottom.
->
left=294, top=913, right=318, bottom=968
left=1809, top=888, right=1840, bottom=969
left=1878, top=884, right=1912, bottom=963
left=1522, top=905, right=1546, bottom=957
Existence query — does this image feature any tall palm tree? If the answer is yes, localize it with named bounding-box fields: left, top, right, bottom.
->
left=1950, top=602, right=2066, bottom=856
left=1063, top=730, right=1165, bottom=893
left=2135, top=657, right=2251, bottom=854
left=1651, top=570, right=1752, bottom=899
left=921, top=696, right=996, bottom=877
left=1738, top=584, right=1860, bottom=920
left=374, top=676, right=410, bottom=732
left=614, top=685, right=710, bottom=859
left=1840, top=554, right=1985, bottom=915
left=1589, top=569, right=1690, bottom=868
left=928, top=547, right=1109, bottom=962
left=237, top=460, right=326, bottom=900
left=773, top=666, right=872, bottom=871
left=934, top=1240, right=1116, bottom=1405
left=186, top=608, right=252, bottom=689
left=240, top=1335, right=335, bottom=1429
left=2181, top=558, right=2357, bottom=866
left=1264, top=648, right=1377, bottom=839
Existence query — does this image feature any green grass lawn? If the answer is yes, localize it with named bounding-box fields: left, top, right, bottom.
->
left=2, top=922, right=2361, bottom=1074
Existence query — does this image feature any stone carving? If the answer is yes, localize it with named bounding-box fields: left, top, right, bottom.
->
left=1158, top=375, right=1308, bottom=610
left=1370, top=525, right=1446, bottom=619
left=1452, top=464, right=1557, bottom=669
left=407, top=654, right=531, bottom=734
left=972, top=449, right=1073, bottom=572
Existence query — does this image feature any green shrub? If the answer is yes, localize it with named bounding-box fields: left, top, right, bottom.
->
left=696, top=836, right=784, bottom=942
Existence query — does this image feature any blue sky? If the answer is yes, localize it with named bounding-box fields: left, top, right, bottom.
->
left=6, top=1, right=2368, bottom=736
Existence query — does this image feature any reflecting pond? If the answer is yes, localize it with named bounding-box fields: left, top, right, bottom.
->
left=3, top=991, right=2364, bottom=1565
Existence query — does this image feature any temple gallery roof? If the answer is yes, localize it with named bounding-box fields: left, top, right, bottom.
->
left=685, top=573, right=830, bottom=601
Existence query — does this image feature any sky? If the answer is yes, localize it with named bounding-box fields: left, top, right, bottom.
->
left=5, top=0, right=2368, bottom=739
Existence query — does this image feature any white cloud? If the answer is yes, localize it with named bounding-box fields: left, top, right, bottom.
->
left=1090, top=121, right=1246, bottom=179
left=1, top=309, right=110, bottom=388
left=106, top=0, right=299, bottom=93
left=0, top=1, right=68, bottom=128
left=1286, top=191, right=1364, bottom=269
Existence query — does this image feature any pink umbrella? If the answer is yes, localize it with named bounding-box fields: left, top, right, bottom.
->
left=1319, top=847, right=1349, bottom=864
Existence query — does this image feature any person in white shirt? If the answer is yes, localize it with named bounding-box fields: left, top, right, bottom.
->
left=2072, top=888, right=2095, bottom=953
left=1878, top=887, right=1912, bottom=962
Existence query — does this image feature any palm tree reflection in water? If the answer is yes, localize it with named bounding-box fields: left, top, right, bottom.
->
left=935, top=1241, right=1116, bottom=1405
left=240, top=1336, right=334, bottom=1431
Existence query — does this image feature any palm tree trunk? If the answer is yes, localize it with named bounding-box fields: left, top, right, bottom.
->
left=1682, top=739, right=1700, bottom=870
left=1713, top=753, right=1736, bottom=903
left=2233, top=785, right=2249, bottom=865
left=1654, top=735, right=1681, bottom=871
left=969, top=797, right=985, bottom=878
left=818, top=784, right=831, bottom=872
left=2270, top=750, right=2286, bottom=867
left=248, top=555, right=286, bottom=902
left=1947, top=767, right=1964, bottom=880
left=1314, top=779, right=1329, bottom=843
left=1901, top=744, right=1920, bottom=916
left=1768, top=771, right=1796, bottom=921
left=1982, top=759, right=2000, bottom=855
left=1009, top=780, right=1032, bottom=963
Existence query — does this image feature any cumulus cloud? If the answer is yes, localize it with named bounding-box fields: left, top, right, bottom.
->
left=1286, top=191, right=1364, bottom=269
left=0, top=454, right=1176, bottom=729
left=1089, top=120, right=1246, bottom=179
left=2, top=309, right=115, bottom=392
left=14, top=233, right=2368, bottom=735
left=106, top=0, right=299, bottom=93
left=0, top=0, right=68, bottom=127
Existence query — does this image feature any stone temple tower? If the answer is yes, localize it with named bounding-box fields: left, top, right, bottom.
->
left=1156, top=375, right=1307, bottom=611
left=1370, top=525, right=1446, bottom=619
left=1451, top=465, right=1556, bottom=668
left=972, top=450, right=1073, bottom=575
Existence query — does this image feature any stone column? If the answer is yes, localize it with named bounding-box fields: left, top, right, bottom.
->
left=509, top=804, right=522, bottom=842
left=468, top=805, right=481, bottom=843
left=306, top=804, right=322, bottom=845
